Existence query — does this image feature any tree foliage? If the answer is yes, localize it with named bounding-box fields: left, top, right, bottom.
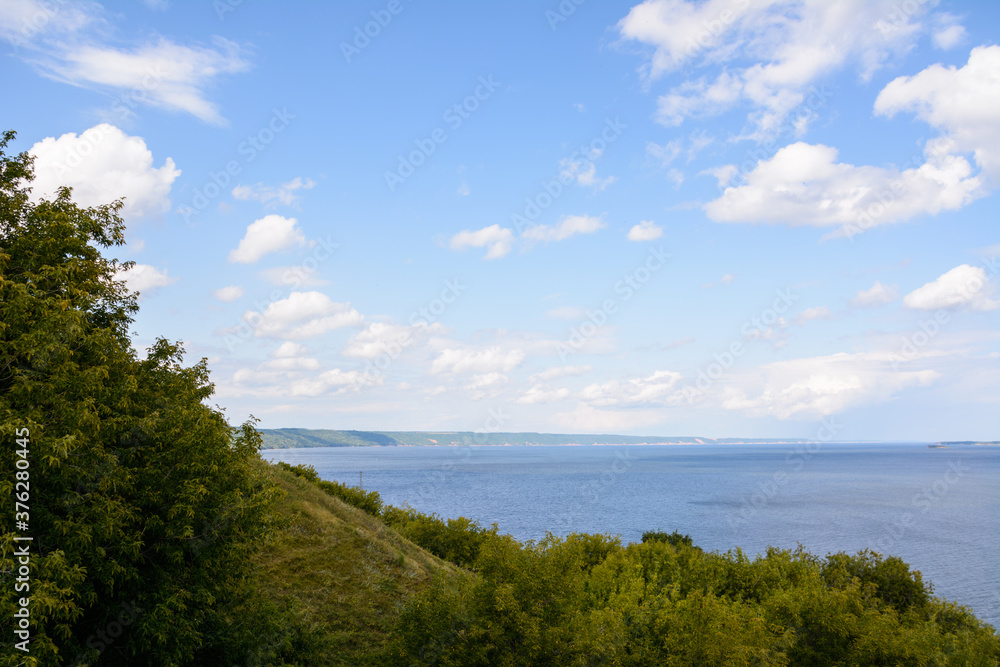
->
left=0, top=130, right=278, bottom=666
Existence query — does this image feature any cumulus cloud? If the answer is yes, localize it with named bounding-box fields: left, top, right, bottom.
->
left=618, top=0, right=934, bottom=137
left=232, top=177, right=316, bottom=207
left=28, top=124, right=179, bottom=220
left=245, top=291, right=363, bottom=339
left=704, top=142, right=983, bottom=234
left=932, top=24, right=966, bottom=50
left=851, top=281, right=898, bottom=308
left=627, top=220, right=663, bottom=242
left=229, top=215, right=306, bottom=264
left=721, top=352, right=939, bottom=419
left=449, top=224, right=514, bottom=259
left=289, top=368, right=369, bottom=397
left=875, top=45, right=1000, bottom=181
left=529, top=365, right=592, bottom=382
left=701, top=273, right=735, bottom=289
left=115, top=263, right=177, bottom=294
left=579, top=370, right=683, bottom=407
left=522, top=215, right=605, bottom=244
left=430, top=347, right=525, bottom=375
left=903, top=264, right=998, bottom=311
left=794, top=306, right=832, bottom=325
left=559, top=151, right=615, bottom=189
left=342, top=321, right=445, bottom=359
left=515, top=384, right=572, bottom=404
left=213, top=285, right=244, bottom=302
left=272, top=341, right=307, bottom=358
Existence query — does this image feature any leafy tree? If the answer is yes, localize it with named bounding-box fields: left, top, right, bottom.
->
left=0, top=130, right=278, bottom=666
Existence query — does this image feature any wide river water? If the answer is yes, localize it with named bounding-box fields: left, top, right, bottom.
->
left=263, top=442, right=1000, bottom=628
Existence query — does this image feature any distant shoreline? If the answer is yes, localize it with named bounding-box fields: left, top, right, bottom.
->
left=257, top=428, right=958, bottom=450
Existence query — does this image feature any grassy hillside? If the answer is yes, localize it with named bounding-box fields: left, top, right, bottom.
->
left=248, top=464, right=464, bottom=665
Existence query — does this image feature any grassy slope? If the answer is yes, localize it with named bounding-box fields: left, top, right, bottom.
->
left=253, top=464, right=464, bottom=665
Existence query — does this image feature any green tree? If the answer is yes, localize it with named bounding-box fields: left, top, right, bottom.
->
left=0, top=130, right=278, bottom=666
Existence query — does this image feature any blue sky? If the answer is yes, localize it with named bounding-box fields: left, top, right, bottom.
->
left=1, top=0, right=997, bottom=440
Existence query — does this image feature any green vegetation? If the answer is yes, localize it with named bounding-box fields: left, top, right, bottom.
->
left=260, top=428, right=816, bottom=449
left=2, top=130, right=998, bottom=665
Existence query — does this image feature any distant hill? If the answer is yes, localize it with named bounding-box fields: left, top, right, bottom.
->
left=259, top=428, right=819, bottom=449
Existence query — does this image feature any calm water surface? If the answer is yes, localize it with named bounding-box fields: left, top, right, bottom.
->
left=264, top=442, right=1000, bottom=628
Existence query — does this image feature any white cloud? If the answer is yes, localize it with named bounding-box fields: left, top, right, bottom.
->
left=342, top=321, right=445, bottom=359
left=794, top=306, right=832, bottom=325
left=903, top=264, right=998, bottom=311
left=522, top=215, right=605, bottom=244
left=28, top=124, right=179, bottom=220
left=257, top=265, right=329, bottom=287
left=721, top=352, right=939, bottom=419
left=515, top=384, right=571, bottom=404
left=579, top=370, right=683, bottom=407
left=851, top=281, right=898, bottom=308
left=559, top=152, right=615, bottom=189
left=232, top=177, right=316, bottom=207
left=551, top=404, right=664, bottom=432
left=229, top=215, right=306, bottom=264
left=619, top=0, right=935, bottom=137
left=701, top=273, right=735, bottom=289
left=932, top=24, right=965, bottom=50
left=529, top=365, right=592, bottom=382
left=246, top=291, right=364, bottom=339
left=546, top=306, right=587, bottom=320
left=646, top=140, right=681, bottom=166
left=290, top=369, right=369, bottom=397
left=9, top=1, right=250, bottom=126
left=272, top=342, right=307, bottom=358
left=430, top=347, right=525, bottom=375
left=261, top=356, right=320, bottom=372
left=115, top=263, right=177, bottom=294
left=704, top=142, right=983, bottom=234
left=449, top=224, right=514, bottom=259
left=457, top=182, right=470, bottom=196
left=464, top=373, right=508, bottom=391
left=627, top=220, right=663, bottom=242
left=875, top=45, right=1000, bottom=181
left=213, top=285, right=244, bottom=302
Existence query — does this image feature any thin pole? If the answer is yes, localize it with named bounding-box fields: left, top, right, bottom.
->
left=360, top=471, right=363, bottom=490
